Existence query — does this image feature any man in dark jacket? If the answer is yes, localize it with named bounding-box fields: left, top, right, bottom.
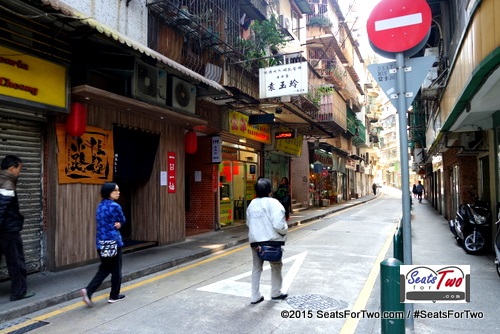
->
left=0, top=155, right=35, bottom=301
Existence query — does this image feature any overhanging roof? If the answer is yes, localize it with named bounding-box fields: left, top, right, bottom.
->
left=40, top=0, right=231, bottom=96
left=73, top=85, right=208, bottom=127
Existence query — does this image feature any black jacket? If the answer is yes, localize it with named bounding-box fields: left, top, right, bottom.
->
left=0, top=171, right=24, bottom=233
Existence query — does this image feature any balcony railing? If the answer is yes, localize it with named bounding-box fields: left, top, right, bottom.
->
left=147, top=0, right=251, bottom=58
left=316, top=94, right=347, bottom=129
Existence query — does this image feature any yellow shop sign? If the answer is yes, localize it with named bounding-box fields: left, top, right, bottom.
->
left=0, top=45, right=67, bottom=109
left=229, top=111, right=271, bottom=144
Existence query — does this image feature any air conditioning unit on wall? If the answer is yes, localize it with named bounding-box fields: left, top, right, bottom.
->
left=461, top=131, right=484, bottom=149
left=279, top=15, right=291, bottom=31
left=167, top=76, right=197, bottom=114
left=132, top=61, right=167, bottom=105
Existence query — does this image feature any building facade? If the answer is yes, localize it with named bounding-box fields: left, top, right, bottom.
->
left=0, top=0, right=375, bottom=276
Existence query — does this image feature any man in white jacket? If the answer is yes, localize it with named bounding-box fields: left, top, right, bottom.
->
left=246, top=178, right=288, bottom=304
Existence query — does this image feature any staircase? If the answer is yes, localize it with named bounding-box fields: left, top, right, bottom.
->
left=291, top=198, right=307, bottom=213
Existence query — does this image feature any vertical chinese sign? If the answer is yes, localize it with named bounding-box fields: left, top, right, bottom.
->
left=168, top=152, right=176, bottom=193
left=212, top=136, right=222, bottom=163
left=56, top=124, right=113, bottom=184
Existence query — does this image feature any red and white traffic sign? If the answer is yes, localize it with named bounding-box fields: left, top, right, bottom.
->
left=367, top=0, right=432, bottom=58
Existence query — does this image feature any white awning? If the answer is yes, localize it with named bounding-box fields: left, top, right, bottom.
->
left=41, top=0, right=231, bottom=95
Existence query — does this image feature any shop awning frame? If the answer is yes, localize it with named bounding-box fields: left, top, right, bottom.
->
left=72, top=85, right=208, bottom=127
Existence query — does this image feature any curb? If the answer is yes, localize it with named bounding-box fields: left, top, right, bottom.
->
left=0, top=196, right=374, bottom=323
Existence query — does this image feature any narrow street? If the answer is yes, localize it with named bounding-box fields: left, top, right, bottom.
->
left=3, top=188, right=500, bottom=333
left=5, top=192, right=399, bottom=334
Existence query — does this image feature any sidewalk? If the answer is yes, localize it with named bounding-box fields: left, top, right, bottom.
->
left=0, top=194, right=376, bottom=323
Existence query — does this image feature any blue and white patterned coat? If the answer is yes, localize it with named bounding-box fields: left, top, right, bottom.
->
left=95, top=199, right=126, bottom=249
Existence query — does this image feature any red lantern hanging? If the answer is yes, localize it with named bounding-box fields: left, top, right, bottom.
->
left=66, top=102, right=87, bottom=137
left=185, top=129, right=198, bottom=154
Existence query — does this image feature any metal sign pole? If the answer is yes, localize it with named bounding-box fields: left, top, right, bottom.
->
left=396, top=52, right=414, bottom=330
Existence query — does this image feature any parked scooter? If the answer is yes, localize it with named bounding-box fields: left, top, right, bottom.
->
left=449, top=195, right=491, bottom=254
left=494, top=207, right=500, bottom=277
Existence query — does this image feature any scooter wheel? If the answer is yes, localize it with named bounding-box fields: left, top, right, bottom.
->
left=463, top=232, right=485, bottom=254
left=496, top=263, right=500, bottom=278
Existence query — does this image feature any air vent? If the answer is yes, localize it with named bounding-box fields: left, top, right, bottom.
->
left=167, top=76, right=196, bottom=114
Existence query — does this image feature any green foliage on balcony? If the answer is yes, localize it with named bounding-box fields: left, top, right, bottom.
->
left=307, top=15, right=333, bottom=28
left=239, top=15, right=287, bottom=68
left=307, top=85, right=334, bottom=107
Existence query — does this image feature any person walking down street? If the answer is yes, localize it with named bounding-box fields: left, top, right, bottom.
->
left=372, top=183, right=377, bottom=195
left=0, top=155, right=35, bottom=301
left=275, top=177, right=292, bottom=220
left=246, top=178, right=288, bottom=304
left=80, top=182, right=126, bottom=307
left=412, top=184, right=418, bottom=198
left=416, top=181, right=425, bottom=203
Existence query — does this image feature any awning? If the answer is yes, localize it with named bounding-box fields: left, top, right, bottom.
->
left=41, top=0, right=231, bottom=96
left=73, top=85, right=208, bottom=127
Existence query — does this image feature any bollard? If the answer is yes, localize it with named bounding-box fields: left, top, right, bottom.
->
left=393, top=221, right=404, bottom=262
left=381, top=258, right=405, bottom=334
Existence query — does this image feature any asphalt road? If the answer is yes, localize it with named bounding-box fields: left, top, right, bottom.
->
left=2, top=192, right=398, bottom=334
left=3, top=187, right=499, bottom=333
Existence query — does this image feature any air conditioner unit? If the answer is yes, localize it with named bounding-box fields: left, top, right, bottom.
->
left=132, top=61, right=167, bottom=104
left=278, top=15, right=290, bottom=31
left=461, top=131, right=484, bottom=149
left=167, top=76, right=196, bottom=114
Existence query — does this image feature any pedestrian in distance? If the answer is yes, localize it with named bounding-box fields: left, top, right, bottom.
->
left=274, top=177, right=292, bottom=220
left=0, top=155, right=35, bottom=301
left=372, top=183, right=377, bottom=195
left=246, top=178, right=288, bottom=304
left=412, top=184, right=418, bottom=198
left=416, top=181, right=425, bottom=203
left=80, top=182, right=126, bottom=307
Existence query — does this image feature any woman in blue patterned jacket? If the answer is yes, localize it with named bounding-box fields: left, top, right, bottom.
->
left=80, top=182, right=126, bottom=307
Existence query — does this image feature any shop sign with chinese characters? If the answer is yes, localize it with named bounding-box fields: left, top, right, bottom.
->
left=56, top=124, right=113, bottom=184
left=167, top=152, right=176, bottom=193
left=259, top=62, right=308, bottom=99
left=229, top=111, right=271, bottom=144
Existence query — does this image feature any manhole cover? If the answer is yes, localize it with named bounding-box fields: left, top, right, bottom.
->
left=286, top=294, right=348, bottom=311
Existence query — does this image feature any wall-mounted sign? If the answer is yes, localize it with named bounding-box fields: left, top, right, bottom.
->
left=56, top=124, right=113, bottom=184
left=275, top=131, right=295, bottom=139
left=212, top=136, right=222, bottom=163
left=168, top=152, right=176, bottom=193
left=0, top=45, right=68, bottom=110
left=275, top=131, right=303, bottom=156
left=259, top=62, right=308, bottom=99
left=222, top=146, right=238, bottom=161
left=229, top=111, right=271, bottom=144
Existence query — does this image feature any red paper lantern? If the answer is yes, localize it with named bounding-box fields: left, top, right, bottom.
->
left=185, top=129, right=197, bottom=154
left=66, top=102, right=87, bottom=137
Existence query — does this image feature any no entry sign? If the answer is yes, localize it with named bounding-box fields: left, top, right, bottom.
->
left=367, top=0, right=432, bottom=58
